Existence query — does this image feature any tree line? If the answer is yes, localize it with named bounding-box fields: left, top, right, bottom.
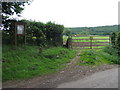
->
left=63, top=25, right=119, bottom=36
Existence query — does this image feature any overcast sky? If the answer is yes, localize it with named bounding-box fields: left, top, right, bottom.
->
left=21, top=0, right=119, bottom=27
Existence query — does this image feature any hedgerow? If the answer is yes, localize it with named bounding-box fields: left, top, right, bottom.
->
left=2, top=20, right=64, bottom=47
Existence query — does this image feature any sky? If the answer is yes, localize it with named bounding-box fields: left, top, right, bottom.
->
left=20, top=0, right=119, bottom=27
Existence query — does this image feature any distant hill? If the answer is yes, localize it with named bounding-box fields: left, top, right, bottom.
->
left=64, top=25, right=119, bottom=35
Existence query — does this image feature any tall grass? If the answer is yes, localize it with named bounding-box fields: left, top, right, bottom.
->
left=78, top=49, right=112, bottom=66
left=2, top=45, right=76, bottom=81
left=78, top=47, right=118, bottom=66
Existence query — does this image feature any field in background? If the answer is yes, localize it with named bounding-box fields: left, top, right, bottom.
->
left=63, top=35, right=110, bottom=49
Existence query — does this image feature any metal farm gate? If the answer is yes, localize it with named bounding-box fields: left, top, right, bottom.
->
left=71, top=35, right=110, bottom=49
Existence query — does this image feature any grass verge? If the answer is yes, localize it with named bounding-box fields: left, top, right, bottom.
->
left=2, top=45, right=76, bottom=82
left=77, top=48, right=118, bottom=66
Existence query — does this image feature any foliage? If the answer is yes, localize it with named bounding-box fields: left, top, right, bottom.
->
left=65, top=25, right=118, bottom=35
left=2, top=45, right=76, bottom=81
left=2, top=19, right=17, bottom=44
left=2, top=20, right=64, bottom=47
left=110, top=31, right=120, bottom=63
left=116, top=31, right=120, bottom=55
left=45, top=22, right=64, bottom=46
left=102, top=45, right=119, bottom=64
left=2, top=1, right=31, bottom=44
left=110, top=31, right=120, bottom=50
left=110, top=32, right=116, bottom=47
left=79, top=30, right=90, bottom=35
left=78, top=49, right=118, bottom=66
left=21, top=20, right=46, bottom=46
left=2, top=1, right=31, bottom=30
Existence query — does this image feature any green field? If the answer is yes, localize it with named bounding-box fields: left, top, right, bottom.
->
left=63, top=35, right=110, bottom=49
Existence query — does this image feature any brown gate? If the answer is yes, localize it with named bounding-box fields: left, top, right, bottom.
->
left=72, top=35, right=110, bottom=49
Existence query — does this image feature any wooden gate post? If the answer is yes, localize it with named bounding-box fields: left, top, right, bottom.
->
left=90, top=36, right=93, bottom=49
left=90, top=39, right=92, bottom=49
left=66, top=37, right=72, bottom=48
left=109, top=35, right=111, bottom=45
left=15, top=23, right=17, bottom=46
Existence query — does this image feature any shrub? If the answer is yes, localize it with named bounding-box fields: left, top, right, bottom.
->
left=2, top=20, right=64, bottom=47
left=110, top=31, right=120, bottom=63
left=45, top=22, right=64, bottom=46
left=103, top=45, right=119, bottom=64
left=110, top=32, right=116, bottom=47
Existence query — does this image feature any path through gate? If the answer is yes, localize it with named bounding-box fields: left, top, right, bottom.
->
left=72, top=35, right=110, bottom=49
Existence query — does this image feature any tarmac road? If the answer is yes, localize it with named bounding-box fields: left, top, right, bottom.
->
left=57, top=68, right=119, bottom=88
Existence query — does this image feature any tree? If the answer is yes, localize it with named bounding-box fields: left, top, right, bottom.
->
left=45, top=22, right=64, bottom=46
left=2, top=1, right=31, bottom=30
left=2, top=1, right=32, bottom=44
left=80, top=30, right=90, bottom=35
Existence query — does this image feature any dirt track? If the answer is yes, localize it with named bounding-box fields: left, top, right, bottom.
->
left=57, top=68, right=118, bottom=88
left=3, top=50, right=118, bottom=88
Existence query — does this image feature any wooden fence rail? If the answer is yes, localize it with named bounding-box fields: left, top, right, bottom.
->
left=71, top=35, right=110, bottom=49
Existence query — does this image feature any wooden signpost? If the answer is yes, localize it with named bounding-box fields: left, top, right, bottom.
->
left=15, top=22, right=26, bottom=46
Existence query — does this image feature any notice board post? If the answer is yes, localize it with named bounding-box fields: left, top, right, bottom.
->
left=15, top=22, right=26, bottom=46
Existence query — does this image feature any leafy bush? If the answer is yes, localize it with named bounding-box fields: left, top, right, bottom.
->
left=2, top=20, right=17, bottom=45
left=110, top=31, right=120, bottom=63
left=111, top=31, right=120, bottom=49
left=2, top=20, right=64, bottom=47
left=116, top=32, right=120, bottom=55
left=103, top=45, right=118, bottom=55
left=103, top=45, right=119, bottom=64
left=45, top=22, right=64, bottom=46
left=21, top=20, right=46, bottom=46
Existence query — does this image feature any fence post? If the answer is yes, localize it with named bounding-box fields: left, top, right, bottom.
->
left=66, top=36, right=72, bottom=48
left=90, top=39, right=92, bottom=49
left=90, top=36, right=93, bottom=49
left=109, top=35, right=111, bottom=45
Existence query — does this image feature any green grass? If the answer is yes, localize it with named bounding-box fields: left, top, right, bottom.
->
left=102, top=45, right=119, bottom=64
left=2, top=45, right=76, bottom=82
left=83, top=46, right=106, bottom=49
left=77, top=49, right=118, bottom=66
